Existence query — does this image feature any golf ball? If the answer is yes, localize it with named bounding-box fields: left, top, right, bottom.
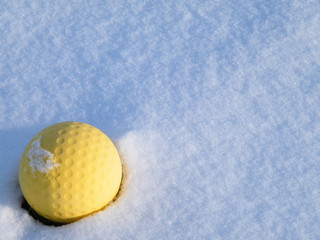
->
left=19, top=122, right=122, bottom=223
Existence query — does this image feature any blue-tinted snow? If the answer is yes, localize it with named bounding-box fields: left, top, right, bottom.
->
left=0, top=1, right=320, bottom=239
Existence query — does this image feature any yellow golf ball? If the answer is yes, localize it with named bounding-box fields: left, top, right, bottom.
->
left=19, top=122, right=122, bottom=223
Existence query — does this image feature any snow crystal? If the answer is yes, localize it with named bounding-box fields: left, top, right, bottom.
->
left=27, top=135, right=59, bottom=174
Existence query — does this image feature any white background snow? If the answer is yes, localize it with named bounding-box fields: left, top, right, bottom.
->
left=0, top=1, right=320, bottom=239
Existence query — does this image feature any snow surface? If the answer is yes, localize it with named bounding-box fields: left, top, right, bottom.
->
left=0, top=0, right=320, bottom=239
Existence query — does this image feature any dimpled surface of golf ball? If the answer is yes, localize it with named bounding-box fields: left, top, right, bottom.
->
left=19, top=122, right=122, bottom=223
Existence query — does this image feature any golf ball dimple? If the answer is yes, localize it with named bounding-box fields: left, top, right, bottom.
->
left=19, top=122, right=122, bottom=224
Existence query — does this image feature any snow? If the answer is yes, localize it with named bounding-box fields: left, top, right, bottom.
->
left=27, top=135, right=59, bottom=174
left=0, top=1, right=320, bottom=239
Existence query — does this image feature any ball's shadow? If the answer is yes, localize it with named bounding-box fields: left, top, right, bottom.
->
left=21, top=197, right=66, bottom=227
